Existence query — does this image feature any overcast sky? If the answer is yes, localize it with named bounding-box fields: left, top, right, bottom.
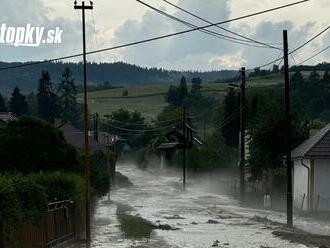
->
left=0, top=0, right=329, bottom=71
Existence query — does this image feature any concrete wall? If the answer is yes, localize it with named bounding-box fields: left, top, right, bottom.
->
left=314, top=159, right=330, bottom=211
left=293, top=159, right=310, bottom=211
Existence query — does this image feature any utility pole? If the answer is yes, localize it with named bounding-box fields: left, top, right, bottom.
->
left=203, top=118, right=206, bottom=142
left=93, top=113, right=99, bottom=142
left=240, top=67, right=246, bottom=200
left=283, top=30, right=293, bottom=228
left=182, top=105, right=186, bottom=190
left=106, top=135, right=111, bottom=201
left=74, top=0, right=93, bottom=243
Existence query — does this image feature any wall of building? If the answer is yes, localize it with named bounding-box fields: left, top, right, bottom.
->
left=293, top=159, right=310, bottom=211
left=314, top=159, right=330, bottom=211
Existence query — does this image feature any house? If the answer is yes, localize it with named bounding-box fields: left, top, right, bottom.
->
left=0, top=112, right=17, bottom=128
left=292, top=124, right=330, bottom=211
left=56, top=121, right=121, bottom=153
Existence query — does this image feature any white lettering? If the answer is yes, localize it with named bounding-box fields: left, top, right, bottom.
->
left=6, top=27, right=15, bottom=43
left=0, top=24, right=63, bottom=47
left=0, top=24, right=7, bottom=43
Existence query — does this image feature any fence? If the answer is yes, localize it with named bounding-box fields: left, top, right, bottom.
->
left=296, top=194, right=330, bottom=212
left=1, top=200, right=76, bottom=248
left=46, top=200, right=76, bottom=247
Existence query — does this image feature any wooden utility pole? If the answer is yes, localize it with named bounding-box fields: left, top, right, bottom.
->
left=283, top=30, right=293, bottom=228
left=93, top=113, right=99, bottom=142
left=182, top=105, right=186, bottom=190
left=74, top=0, right=93, bottom=243
left=240, top=67, right=246, bottom=200
left=106, top=135, right=111, bottom=201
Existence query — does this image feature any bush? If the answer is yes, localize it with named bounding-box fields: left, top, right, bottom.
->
left=0, top=174, right=48, bottom=228
left=0, top=117, right=79, bottom=174
left=0, top=173, right=84, bottom=247
left=0, top=176, right=20, bottom=220
left=30, top=172, right=84, bottom=203
left=0, top=172, right=84, bottom=221
left=90, top=151, right=110, bottom=197
left=12, top=176, right=48, bottom=223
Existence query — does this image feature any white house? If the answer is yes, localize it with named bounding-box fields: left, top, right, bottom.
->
left=292, top=124, right=330, bottom=211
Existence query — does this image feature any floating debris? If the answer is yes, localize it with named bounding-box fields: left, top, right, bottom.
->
left=211, top=240, right=220, bottom=247
left=164, top=214, right=185, bottom=220
left=208, top=219, right=220, bottom=224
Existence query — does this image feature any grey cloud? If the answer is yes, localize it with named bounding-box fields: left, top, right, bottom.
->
left=0, top=0, right=88, bottom=62
left=113, top=0, right=235, bottom=70
left=241, top=21, right=316, bottom=68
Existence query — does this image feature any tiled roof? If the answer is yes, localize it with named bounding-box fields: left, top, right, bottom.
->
left=292, top=124, right=330, bottom=159
left=0, top=112, right=17, bottom=123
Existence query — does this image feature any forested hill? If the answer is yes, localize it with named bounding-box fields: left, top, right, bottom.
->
left=0, top=61, right=236, bottom=95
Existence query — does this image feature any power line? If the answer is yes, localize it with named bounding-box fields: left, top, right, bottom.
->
left=136, top=0, right=272, bottom=49
left=257, top=24, right=330, bottom=69
left=102, top=116, right=182, bottom=126
left=103, top=121, right=180, bottom=133
left=290, top=25, right=330, bottom=54
left=161, top=0, right=281, bottom=50
left=297, top=45, right=330, bottom=65
left=0, top=0, right=309, bottom=72
left=136, top=0, right=281, bottom=49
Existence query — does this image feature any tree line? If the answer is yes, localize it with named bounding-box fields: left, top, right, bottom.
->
left=0, top=67, right=82, bottom=127
left=0, top=61, right=237, bottom=94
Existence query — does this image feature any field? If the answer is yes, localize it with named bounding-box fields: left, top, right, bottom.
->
left=78, top=74, right=283, bottom=120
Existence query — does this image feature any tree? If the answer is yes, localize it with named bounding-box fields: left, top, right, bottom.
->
left=221, top=88, right=240, bottom=147
left=323, top=69, right=330, bottom=82
left=165, top=85, right=180, bottom=106
left=191, top=77, right=202, bottom=96
left=37, top=70, right=58, bottom=122
left=9, top=87, right=28, bottom=116
left=272, top=64, right=280, bottom=73
left=178, top=76, right=188, bottom=101
left=248, top=89, right=309, bottom=181
left=309, top=70, right=320, bottom=80
left=26, top=92, right=38, bottom=116
left=58, top=67, right=80, bottom=125
left=165, top=76, right=188, bottom=107
left=291, top=71, right=304, bottom=88
left=0, top=117, right=79, bottom=174
left=0, top=93, right=7, bottom=112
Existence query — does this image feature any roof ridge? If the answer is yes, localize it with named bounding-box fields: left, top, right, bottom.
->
left=306, top=124, right=330, bottom=157
left=292, top=124, right=330, bottom=159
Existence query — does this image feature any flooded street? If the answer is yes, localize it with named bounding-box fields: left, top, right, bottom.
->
left=88, top=163, right=324, bottom=248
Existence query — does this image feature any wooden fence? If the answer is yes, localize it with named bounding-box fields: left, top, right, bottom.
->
left=1, top=200, right=76, bottom=248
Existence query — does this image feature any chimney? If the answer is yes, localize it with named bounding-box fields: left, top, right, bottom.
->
left=54, top=118, right=63, bottom=128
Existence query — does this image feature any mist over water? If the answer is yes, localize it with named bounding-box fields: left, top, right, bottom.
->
left=87, top=162, right=325, bottom=248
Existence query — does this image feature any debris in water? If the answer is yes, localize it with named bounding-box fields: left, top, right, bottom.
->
left=164, top=214, right=185, bottom=220
left=212, top=240, right=220, bottom=247
left=157, top=224, right=180, bottom=231
left=223, top=235, right=230, bottom=246
left=208, top=219, right=220, bottom=224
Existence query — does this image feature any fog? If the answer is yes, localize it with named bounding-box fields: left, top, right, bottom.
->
left=79, top=161, right=330, bottom=248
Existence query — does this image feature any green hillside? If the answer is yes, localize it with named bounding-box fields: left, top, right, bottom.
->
left=0, top=61, right=237, bottom=95
left=80, top=76, right=282, bottom=119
